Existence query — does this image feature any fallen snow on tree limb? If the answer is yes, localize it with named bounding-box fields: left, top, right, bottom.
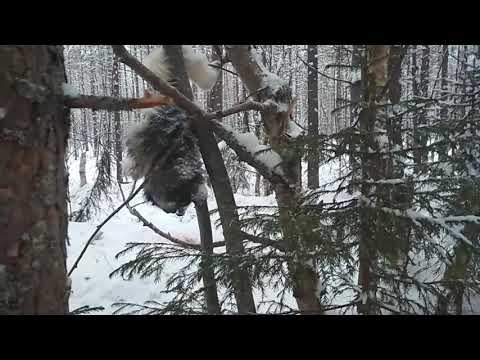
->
left=222, top=124, right=284, bottom=176
left=359, top=195, right=479, bottom=247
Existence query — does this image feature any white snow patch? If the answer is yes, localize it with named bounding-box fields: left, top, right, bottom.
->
left=182, top=45, right=220, bottom=91
left=143, top=46, right=219, bottom=91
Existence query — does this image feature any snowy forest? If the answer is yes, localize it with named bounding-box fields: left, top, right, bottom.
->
left=1, top=44, right=479, bottom=315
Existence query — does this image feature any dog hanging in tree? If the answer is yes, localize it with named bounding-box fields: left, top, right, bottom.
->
left=122, top=46, right=220, bottom=216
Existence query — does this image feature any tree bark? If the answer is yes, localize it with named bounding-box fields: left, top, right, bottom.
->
left=90, top=58, right=99, bottom=157
left=80, top=151, right=87, bottom=187
left=411, top=46, right=422, bottom=171
left=227, top=45, right=322, bottom=313
left=357, top=45, right=391, bottom=315
left=0, top=45, right=70, bottom=314
left=419, top=45, right=430, bottom=164
left=162, top=46, right=255, bottom=314
left=242, top=86, right=250, bottom=132
left=195, top=201, right=221, bottom=314
left=207, top=46, right=223, bottom=114
left=307, top=45, right=320, bottom=189
left=112, top=55, right=123, bottom=182
left=438, top=45, right=449, bottom=163
left=254, top=119, right=261, bottom=196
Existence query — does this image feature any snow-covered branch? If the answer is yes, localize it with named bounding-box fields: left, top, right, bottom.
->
left=211, top=122, right=290, bottom=186
left=111, top=45, right=206, bottom=119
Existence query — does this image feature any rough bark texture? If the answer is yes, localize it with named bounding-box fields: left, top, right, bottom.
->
left=79, top=151, right=87, bottom=187
left=418, top=45, right=430, bottom=164
left=195, top=201, right=221, bottom=314
left=0, top=45, right=70, bottom=314
left=207, top=46, right=223, bottom=114
left=162, top=46, right=255, bottom=314
left=227, top=45, right=322, bottom=313
left=254, top=121, right=262, bottom=196
left=357, top=45, right=391, bottom=315
left=307, top=45, right=319, bottom=189
left=386, top=45, right=410, bottom=269
left=90, top=62, right=99, bottom=156
left=112, top=56, right=123, bottom=182
left=349, top=45, right=363, bottom=172
left=438, top=45, right=450, bottom=163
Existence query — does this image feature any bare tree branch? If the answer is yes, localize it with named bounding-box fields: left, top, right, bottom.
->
left=205, top=100, right=266, bottom=120
left=110, top=45, right=290, bottom=187
left=67, top=180, right=146, bottom=276
left=208, top=63, right=238, bottom=76
left=117, top=180, right=202, bottom=250
left=111, top=45, right=205, bottom=118
left=64, top=94, right=174, bottom=111
left=297, top=54, right=353, bottom=85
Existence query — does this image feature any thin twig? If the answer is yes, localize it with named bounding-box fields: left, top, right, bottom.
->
left=204, top=100, right=266, bottom=121
left=297, top=54, right=353, bottom=85
left=208, top=63, right=238, bottom=76
left=68, top=180, right=145, bottom=276
left=117, top=179, right=202, bottom=250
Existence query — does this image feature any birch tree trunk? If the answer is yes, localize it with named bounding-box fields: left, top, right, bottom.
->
left=227, top=45, right=322, bottom=313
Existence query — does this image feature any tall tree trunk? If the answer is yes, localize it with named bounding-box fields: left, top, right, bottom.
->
left=349, top=45, right=363, bottom=174
left=112, top=55, right=123, bottom=182
left=254, top=119, right=261, bottom=196
left=411, top=45, right=422, bottom=171
left=262, top=133, right=273, bottom=196
left=79, top=51, right=89, bottom=153
left=307, top=45, right=320, bottom=189
left=79, top=151, right=87, bottom=187
left=439, top=45, right=450, bottom=167
left=242, top=86, right=250, bottom=132
left=207, top=46, right=223, bottom=114
left=0, top=45, right=70, bottom=314
left=163, top=46, right=255, bottom=314
left=227, top=46, right=322, bottom=313
left=386, top=45, right=410, bottom=269
left=101, top=49, right=112, bottom=178
left=357, top=45, right=391, bottom=315
left=419, top=45, right=430, bottom=164
left=195, top=201, right=221, bottom=314
left=334, top=46, right=342, bottom=133
left=90, top=58, right=99, bottom=157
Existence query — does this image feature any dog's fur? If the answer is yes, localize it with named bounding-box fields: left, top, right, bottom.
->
left=123, top=46, right=219, bottom=215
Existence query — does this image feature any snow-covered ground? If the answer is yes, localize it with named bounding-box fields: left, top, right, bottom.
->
left=67, top=151, right=297, bottom=314
left=66, top=151, right=480, bottom=315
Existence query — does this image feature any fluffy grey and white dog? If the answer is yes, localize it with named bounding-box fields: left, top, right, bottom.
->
left=122, top=46, right=219, bottom=215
